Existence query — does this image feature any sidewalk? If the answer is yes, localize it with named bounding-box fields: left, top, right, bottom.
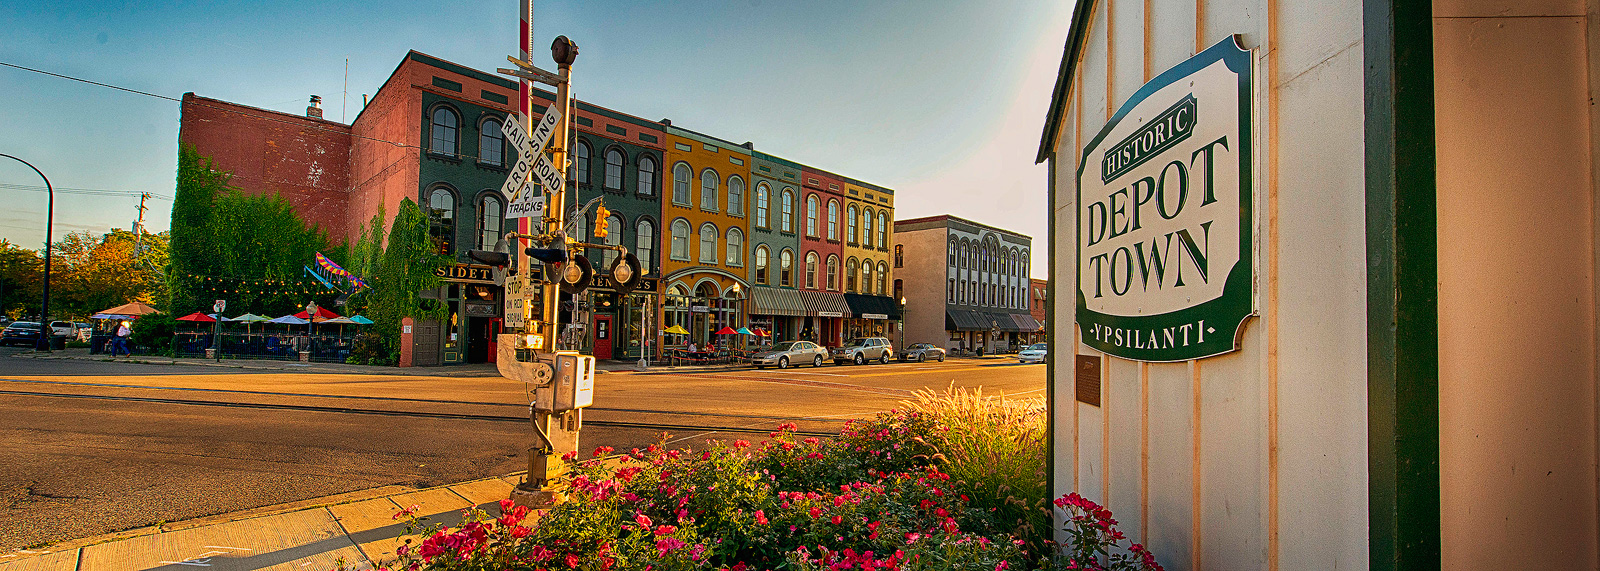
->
left=0, top=474, right=525, bottom=571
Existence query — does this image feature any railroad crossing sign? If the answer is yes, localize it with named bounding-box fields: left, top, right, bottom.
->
left=503, top=108, right=564, bottom=219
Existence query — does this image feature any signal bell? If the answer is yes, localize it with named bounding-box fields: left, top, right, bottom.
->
left=609, top=252, right=643, bottom=295
left=559, top=254, right=593, bottom=294
left=466, top=249, right=510, bottom=267
left=526, top=248, right=568, bottom=265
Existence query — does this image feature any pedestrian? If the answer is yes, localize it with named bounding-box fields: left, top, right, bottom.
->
left=112, top=320, right=132, bottom=357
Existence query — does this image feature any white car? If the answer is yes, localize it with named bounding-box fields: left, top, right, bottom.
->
left=1017, top=343, right=1048, bottom=364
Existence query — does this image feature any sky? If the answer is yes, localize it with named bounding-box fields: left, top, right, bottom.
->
left=0, top=0, right=1072, bottom=277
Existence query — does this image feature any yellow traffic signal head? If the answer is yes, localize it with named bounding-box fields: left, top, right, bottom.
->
left=593, top=205, right=610, bottom=238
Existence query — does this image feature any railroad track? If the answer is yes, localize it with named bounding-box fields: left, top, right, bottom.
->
left=0, top=388, right=840, bottom=438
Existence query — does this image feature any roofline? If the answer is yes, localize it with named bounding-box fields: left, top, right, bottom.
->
left=665, top=124, right=754, bottom=155
left=797, top=163, right=895, bottom=195
left=183, top=93, right=353, bottom=129
left=894, top=213, right=1032, bottom=241
left=1036, top=0, right=1098, bottom=164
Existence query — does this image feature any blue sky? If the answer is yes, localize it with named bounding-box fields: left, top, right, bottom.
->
left=0, top=0, right=1071, bottom=275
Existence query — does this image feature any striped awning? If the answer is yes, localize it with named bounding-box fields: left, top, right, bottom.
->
left=1012, top=313, right=1043, bottom=332
left=750, top=286, right=806, bottom=317
left=945, top=309, right=988, bottom=331
left=798, top=290, right=852, bottom=317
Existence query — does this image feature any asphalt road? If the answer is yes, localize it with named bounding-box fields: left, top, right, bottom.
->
left=0, top=348, right=1044, bottom=552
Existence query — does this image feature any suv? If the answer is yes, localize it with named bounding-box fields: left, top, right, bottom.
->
left=48, top=321, right=74, bottom=338
left=833, top=337, right=894, bottom=365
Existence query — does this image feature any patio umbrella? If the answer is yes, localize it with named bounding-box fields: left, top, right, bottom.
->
left=752, top=327, right=771, bottom=336
left=349, top=315, right=374, bottom=325
left=663, top=325, right=689, bottom=335
left=226, top=313, right=270, bottom=322
left=268, top=315, right=309, bottom=325
left=91, top=313, right=134, bottom=320
left=294, top=306, right=342, bottom=321
left=320, top=316, right=358, bottom=335
left=176, top=312, right=217, bottom=323
left=736, top=327, right=754, bottom=335
left=714, top=326, right=738, bottom=335
left=97, top=301, right=159, bottom=317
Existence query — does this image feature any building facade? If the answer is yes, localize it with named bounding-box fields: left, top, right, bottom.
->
left=658, top=125, right=752, bottom=351
left=893, top=215, right=1037, bottom=354
left=746, top=152, right=805, bottom=342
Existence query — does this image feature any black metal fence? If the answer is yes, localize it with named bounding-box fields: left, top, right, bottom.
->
left=172, top=332, right=357, bottom=363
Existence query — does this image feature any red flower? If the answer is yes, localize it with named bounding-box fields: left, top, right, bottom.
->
left=754, top=510, right=769, bottom=525
left=593, top=446, right=614, bottom=457
left=635, top=513, right=653, bottom=528
left=734, top=439, right=750, bottom=448
left=561, top=450, right=578, bottom=461
left=566, top=554, right=581, bottom=568
left=830, top=515, right=842, bottom=525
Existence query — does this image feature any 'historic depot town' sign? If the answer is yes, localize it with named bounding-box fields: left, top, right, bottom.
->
left=1076, top=37, right=1256, bottom=362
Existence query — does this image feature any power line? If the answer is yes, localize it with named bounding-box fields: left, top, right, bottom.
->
left=0, top=61, right=180, bottom=102
left=0, top=183, right=172, bottom=201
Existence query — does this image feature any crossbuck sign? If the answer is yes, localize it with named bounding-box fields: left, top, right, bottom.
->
left=502, top=108, right=564, bottom=219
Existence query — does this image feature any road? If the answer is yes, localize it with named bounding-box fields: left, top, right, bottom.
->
left=0, top=348, right=1043, bottom=552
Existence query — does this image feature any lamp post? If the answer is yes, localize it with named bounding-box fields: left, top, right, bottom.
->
left=305, top=300, right=318, bottom=336
left=898, top=296, right=907, bottom=351
left=0, top=154, right=53, bottom=352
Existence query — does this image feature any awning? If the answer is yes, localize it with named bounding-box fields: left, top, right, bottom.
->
left=945, top=309, right=988, bottom=331
left=750, top=286, right=806, bottom=317
left=1011, top=313, right=1043, bottom=332
left=843, top=294, right=901, bottom=320
left=985, top=312, right=1029, bottom=332
left=798, top=290, right=852, bottom=318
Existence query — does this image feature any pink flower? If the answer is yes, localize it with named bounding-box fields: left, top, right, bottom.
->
left=655, top=536, right=687, bottom=556
left=635, top=513, right=653, bottom=528
left=754, top=510, right=768, bottom=525
left=392, top=504, right=420, bottom=520
left=995, top=561, right=1010, bottom=571
left=593, top=446, right=614, bottom=457
left=830, top=515, right=842, bottom=525
left=561, top=450, right=578, bottom=461
left=734, top=439, right=750, bottom=448
left=566, top=553, right=581, bottom=568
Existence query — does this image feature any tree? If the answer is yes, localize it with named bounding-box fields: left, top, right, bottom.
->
left=0, top=240, right=43, bottom=319
left=50, top=229, right=168, bottom=318
left=358, top=198, right=447, bottom=362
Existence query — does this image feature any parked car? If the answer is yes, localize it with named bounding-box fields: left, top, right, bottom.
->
left=833, top=337, right=894, bottom=365
left=48, top=321, right=74, bottom=338
left=751, top=340, right=830, bottom=369
left=897, top=342, right=947, bottom=363
left=74, top=322, right=92, bottom=342
left=1018, top=343, right=1048, bottom=364
left=1, top=322, right=42, bottom=346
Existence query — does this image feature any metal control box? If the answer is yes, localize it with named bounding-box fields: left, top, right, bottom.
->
left=548, top=352, right=594, bottom=411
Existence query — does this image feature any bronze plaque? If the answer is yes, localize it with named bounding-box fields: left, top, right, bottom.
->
left=1075, top=354, right=1102, bottom=407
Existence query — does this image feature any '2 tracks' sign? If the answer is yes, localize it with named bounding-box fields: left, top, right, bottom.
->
left=1077, top=36, right=1255, bottom=362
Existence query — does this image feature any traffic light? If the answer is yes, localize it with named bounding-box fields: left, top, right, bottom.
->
left=593, top=205, right=610, bottom=239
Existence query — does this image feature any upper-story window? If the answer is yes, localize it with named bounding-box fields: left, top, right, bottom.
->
left=699, top=223, right=718, bottom=263
left=894, top=245, right=903, bottom=268
left=805, top=252, right=818, bottom=289
left=877, top=212, right=888, bottom=249
left=638, top=156, right=657, bottom=195
left=755, top=184, right=770, bottom=228
left=947, top=279, right=955, bottom=303
left=700, top=169, right=720, bottom=211
left=846, top=258, right=859, bottom=292
left=826, top=200, right=839, bottom=240
left=780, top=190, right=794, bottom=232
left=636, top=219, right=655, bottom=273
left=805, top=195, right=818, bottom=237
left=780, top=248, right=794, bottom=286
left=430, top=107, right=458, bottom=155
left=427, top=186, right=456, bottom=254
left=670, top=218, right=690, bottom=261
left=479, top=118, right=504, bottom=166
left=826, top=255, right=839, bottom=290
left=574, top=140, right=591, bottom=186
left=754, top=246, right=770, bottom=284
left=947, top=240, right=957, bottom=266
left=862, top=262, right=873, bottom=297
left=726, top=227, right=744, bottom=266
left=877, top=261, right=889, bottom=295
left=672, top=163, right=692, bottom=205
left=727, top=176, right=745, bottom=217
left=847, top=205, right=859, bottom=244
left=602, top=213, right=623, bottom=267
left=604, top=148, right=625, bottom=190
left=862, top=208, right=875, bottom=249
left=477, top=194, right=503, bottom=250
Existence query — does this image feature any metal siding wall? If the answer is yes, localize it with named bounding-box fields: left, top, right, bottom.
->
left=1144, top=361, right=1194, bottom=568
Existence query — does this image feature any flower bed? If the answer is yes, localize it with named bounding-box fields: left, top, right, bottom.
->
left=378, top=389, right=1164, bottom=570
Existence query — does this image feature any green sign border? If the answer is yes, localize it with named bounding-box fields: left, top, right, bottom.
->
left=1075, top=36, right=1254, bottom=363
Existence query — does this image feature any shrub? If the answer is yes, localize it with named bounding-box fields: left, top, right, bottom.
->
left=129, top=313, right=175, bottom=353
left=1053, top=493, right=1163, bottom=571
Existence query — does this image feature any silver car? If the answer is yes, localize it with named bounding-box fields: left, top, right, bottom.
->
left=1018, top=343, right=1048, bottom=364
left=833, top=337, right=894, bottom=365
left=751, top=340, right=829, bottom=369
left=897, top=343, right=946, bottom=363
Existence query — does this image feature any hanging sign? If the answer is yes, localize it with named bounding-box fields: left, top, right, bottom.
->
left=1076, top=36, right=1255, bottom=362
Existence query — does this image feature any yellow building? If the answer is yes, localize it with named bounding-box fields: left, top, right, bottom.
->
left=658, top=124, right=754, bottom=350
left=839, top=179, right=897, bottom=340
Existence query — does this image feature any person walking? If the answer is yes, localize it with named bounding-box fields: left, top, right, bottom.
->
left=111, top=321, right=132, bottom=357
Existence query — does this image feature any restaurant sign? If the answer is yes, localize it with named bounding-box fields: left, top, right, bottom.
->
left=1076, top=36, right=1255, bottom=362
left=435, top=263, right=496, bottom=284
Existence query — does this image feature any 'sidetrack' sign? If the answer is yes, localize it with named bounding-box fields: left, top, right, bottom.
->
left=1076, top=36, right=1256, bottom=362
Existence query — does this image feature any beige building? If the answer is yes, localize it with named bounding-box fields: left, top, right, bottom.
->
left=894, top=215, right=1039, bottom=354
left=1040, top=0, right=1600, bottom=569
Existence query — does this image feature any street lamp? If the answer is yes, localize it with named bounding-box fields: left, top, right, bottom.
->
left=0, top=154, right=53, bottom=352
left=898, top=296, right=907, bottom=351
left=305, top=300, right=319, bottom=337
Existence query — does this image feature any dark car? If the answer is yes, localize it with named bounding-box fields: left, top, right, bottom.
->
left=897, top=343, right=947, bottom=363
left=1, top=322, right=42, bottom=346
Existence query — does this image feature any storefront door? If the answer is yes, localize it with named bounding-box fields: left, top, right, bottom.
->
left=594, top=314, right=613, bottom=360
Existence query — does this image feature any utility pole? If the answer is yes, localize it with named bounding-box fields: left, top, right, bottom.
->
left=132, top=192, right=149, bottom=255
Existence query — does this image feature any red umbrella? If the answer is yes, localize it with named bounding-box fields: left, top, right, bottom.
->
left=752, top=327, right=771, bottom=336
left=714, top=326, right=739, bottom=335
left=294, top=307, right=342, bottom=321
left=176, top=312, right=217, bottom=323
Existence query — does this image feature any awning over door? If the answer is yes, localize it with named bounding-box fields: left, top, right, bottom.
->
left=945, top=308, right=988, bottom=331
left=750, top=286, right=806, bottom=317
left=983, top=312, right=1029, bottom=332
left=798, top=290, right=852, bottom=317
left=1011, top=313, right=1043, bottom=332
left=843, top=293, right=901, bottom=320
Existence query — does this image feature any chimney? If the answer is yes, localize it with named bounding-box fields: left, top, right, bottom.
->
left=307, top=95, right=323, bottom=119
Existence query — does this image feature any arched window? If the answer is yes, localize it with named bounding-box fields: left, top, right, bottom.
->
left=430, top=107, right=458, bottom=155
left=862, top=208, right=875, bottom=248
left=754, top=245, right=770, bottom=284
left=427, top=186, right=455, bottom=254
left=670, top=219, right=690, bottom=261
left=574, top=140, right=591, bottom=186
left=700, top=169, right=720, bottom=211
left=877, top=261, right=889, bottom=295
left=637, top=156, right=657, bottom=196
left=479, top=118, right=504, bottom=166
left=846, top=258, right=859, bottom=292
left=571, top=212, right=588, bottom=243
left=948, top=239, right=957, bottom=266
left=636, top=219, right=655, bottom=272
left=862, top=262, right=873, bottom=296
left=805, top=195, right=818, bottom=237
left=699, top=223, right=718, bottom=263
left=477, top=194, right=502, bottom=250
left=847, top=205, right=859, bottom=244
left=805, top=252, right=818, bottom=289
left=755, top=183, right=770, bottom=228
left=780, top=190, right=794, bottom=232
left=1021, top=250, right=1029, bottom=278
left=604, top=148, right=625, bottom=190
left=826, top=255, right=839, bottom=290
left=877, top=212, right=888, bottom=249
left=780, top=248, right=794, bottom=286
left=726, top=227, right=744, bottom=266
left=826, top=200, right=839, bottom=240
left=672, top=163, right=692, bottom=205
left=603, top=213, right=623, bottom=266
left=727, top=176, right=745, bottom=217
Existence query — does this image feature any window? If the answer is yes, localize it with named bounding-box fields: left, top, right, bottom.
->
left=877, top=261, right=888, bottom=295
left=479, top=118, right=504, bottom=165
left=638, top=156, right=657, bottom=195
left=574, top=140, right=591, bottom=186
left=948, top=240, right=957, bottom=266
left=477, top=194, right=502, bottom=250
left=805, top=252, right=818, bottom=289
left=726, top=227, right=744, bottom=266
left=672, top=163, right=692, bottom=205
left=755, top=184, right=770, bottom=228
left=670, top=219, right=690, bottom=260
left=636, top=219, right=655, bottom=272
left=862, top=263, right=873, bottom=296
left=846, top=258, right=858, bottom=292
left=700, top=169, right=719, bottom=211
left=430, top=107, right=458, bottom=155
left=894, top=245, right=903, bottom=268
left=754, top=246, right=770, bottom=284
left=826, top=255, right=839, bottom=290
left=826, top=200, right=838, bottom=240
left=847, top=205, right=859, bottom=244
left=877, top=212, right=888, bottom=249
left=780, top=248, right=794, bottom=286
left=947, top=279, right=955, bottom=303
left=571, top=212, right=589, bottom=243
left=806, top=195, right=818, bottom=236
left=699, top=223, right=718, bottom=263
left=427, top=186, right=455, bottom=254
left=728, top=176, right=745, bottom=217
left=780, top=190, right=794, bottom=232
left=863, top=208, right=874, bottom=248
left=604, top=148, right=625, bottom=190
left=603, top=213, right=623, bottom=266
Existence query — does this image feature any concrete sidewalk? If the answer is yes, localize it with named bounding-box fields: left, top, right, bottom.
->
left=0, top=474, right=525, bottom=571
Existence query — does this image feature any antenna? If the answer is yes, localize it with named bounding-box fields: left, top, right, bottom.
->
left=342, top=58, right=349, bottom=123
